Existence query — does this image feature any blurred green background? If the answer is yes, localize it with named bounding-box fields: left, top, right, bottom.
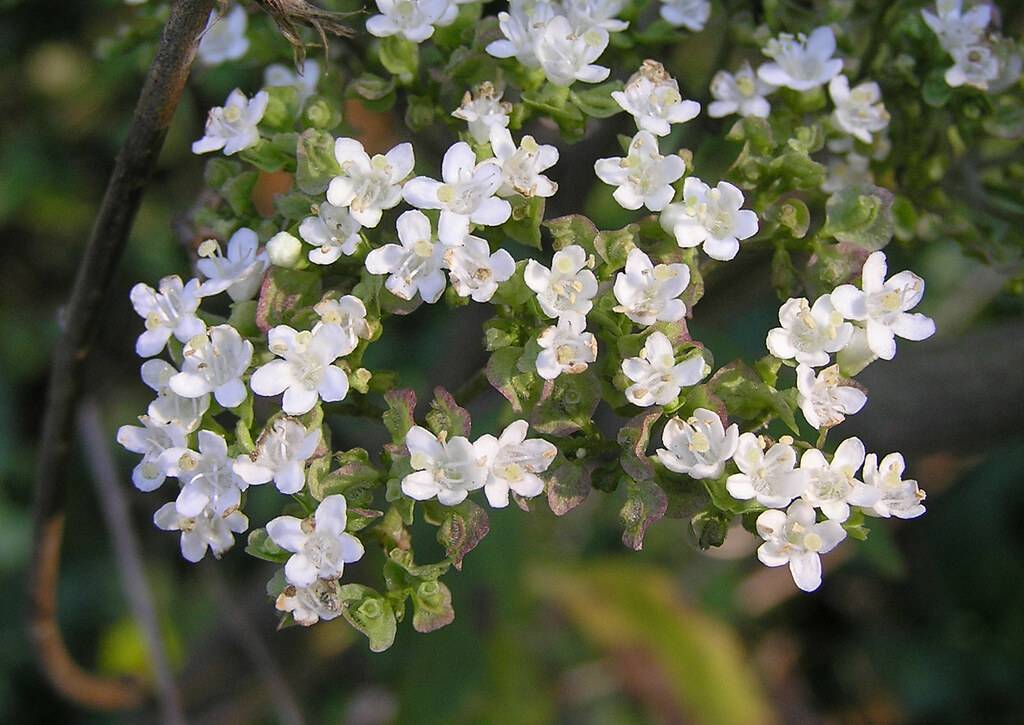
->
left=2, top=1, right=1024, bottom=723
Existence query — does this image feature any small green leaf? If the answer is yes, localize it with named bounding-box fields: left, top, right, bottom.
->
left=382, top=389, right=418, bottom=444
left=411, top=580, right=455, bottom=633
left=437, top=499, right=489, bottom=570
left=295, top=128, right=341, bottom=195
left=531, top=370, right=601, bottom=436
left=245, top=528, right=290, bottom=563
left=570, top=80, right=624, bottom=119
left=545, top=457, right=592, bottom=516
left=618, top=408, right=661, bottom=481
left=379, top=35, right=419, bottom=84
left=543, top=214, right=598, bottom=253
left=821, top=185, right=895, bottom=251
left=339, top=584, right=398, bottom=652
left=620, top=477, right=668, bottom=551
left=500, top=195, right=545, bottom=249
left=255, top=267, right=322, bottom=332
left=425, top=386, right=471, bottom=438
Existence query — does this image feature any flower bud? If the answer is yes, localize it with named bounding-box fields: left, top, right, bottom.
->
left=267, top=231, right=303, bottom=268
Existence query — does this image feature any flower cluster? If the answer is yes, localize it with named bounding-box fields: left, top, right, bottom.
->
left=922, top=0, right=1021, bottom=91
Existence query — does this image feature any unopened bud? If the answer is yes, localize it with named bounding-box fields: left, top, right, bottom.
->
left=267, top=231, right=302, bottom=268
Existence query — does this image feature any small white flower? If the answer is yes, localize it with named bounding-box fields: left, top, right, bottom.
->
left=656, top=408, right=739, bottom=480
left=169, top=325, right=254, bottom=409
left=250, top=325, right=351, bottom=415
left=365, top=210, right=447, bottom=303
left=708, top=62, right=776, bottom=118
left=799, top=437, right=880, bottom=522
left=660, top=178, right=759, bottom=261
left=535, top=15, right=611, bottom=87
left=443, top=236, right=516, bottom=303
left=197, top=6, right=249, bottom=65
left=276, top=579, right=343, bottom=626
left=313, top=296, right=371, bottom=352
left=658, top=0, right=711, bottom=31
left=828, top=75, right=890, bottom=144
left=595, top=131, right=685, bottom=213
left=154, top=501, right=248, bottom=563
left=535, top=315, right=599, bottom=379
left=622, top=331, right=706, bottom=407
left=401, top=426, right=488, bottom=505
left=489, top=127, right=559, bottom=199
left=862, top=452, right=927, bottom=519
left=612, top=60, right=701, bottom=137
left=474, top=420, right=557, bottom=508
left=756, top=500, right=846, bottom=592
left=822, top=152, right=873, bottom=194
left=233, top=418, right=320, bottom=494
left=160, top=430, right=246, bottom=517
left=796, top=364, right=866, bottom=430
left=922, top=0, right=991, bottom=53
left=130, top=275, right=206, bottom=357
left=140, top=359, right=209, bottom=433
left=758, top=27, right=844, bottom=92
left=266, top=231, right=304, bottom=269
left=196, top=228, right=268, bottom=301
left=766, top=295, right=854, bottom=367
left=299, top=202, right=362, bottom=265
left=268, top=494, right=365, bottom=587
left=525, top=244, right=598, bottom=323
left=564, top=0, right=629, bottom=33
left=486, top=0, right=558, bottom=68
left=727, top=433, right=806, bottom=508
left=191, top=88, right=268, bottom=156
left=327, top=139, right=414, bottom=228
left=117, top=416, right=188, bottom=492
left=945, top=42, right=1000, bottom=89
left=264, top=59, right=320, bottom=106
left=403, top=142, right=511, bottom=245
left=366, top=0, right=457, bottom=43
left=452, top=82, right=513, bottom=145
left=830, top=251, right=935, bottom=361
left=612, top=248, right=690, bottom=326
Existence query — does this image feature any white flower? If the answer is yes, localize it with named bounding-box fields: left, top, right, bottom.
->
left=622, top=331, right=705, bottom=407
left=660, top=178, right=759, bottom=261
left=595, top=131, right=685, bottom=213
left=313, top=296, right=371, bottom=352
left=758, top=27, right=844, bottom=91
left=140, top=359, right=209, bottom=433
left=276, top=579, right=343, bottom=626
left=755, top=500, right=846, bottom=592
left=564, top=0, right=628, bottom=33
left=488, top=127, right=559, bottom=199
left=197, top=6, right=249, bottom=65
left=474, top=420, right=557, bottom=508
left=403, top=142, right=511, bottom=244
left=656, top=408, right=739, bottom=479
left=796, top=364, right=866, bottom=430
left=822, top=153, right=873, bottom=194
left=945, top=43, right=1000, bottom=89
left=233, top=418, right=320, bottom=494
left=828, top=75, right=890, bottom=144
left=401, top=426, right=488, bottom=505
left=117, top=416, right=188, bottom=492
left=799, top=437, right=880, bottom=522
left=250, top=325, right=351, bottom=415
left=130, top=275, right=206, bottom=357
left=443, top=236, right=516, bottom=303
left=264, top=59, right=320, bottom=106
left=191, top=89, right=268, bottom=156
left=486, top=0, right=558, bottom=68
left=452, top=82, right=512, bottom=145
left=612, top=60, right=701, bottom=137
left=154, top=502, right=248, bottom=563
left=366, top=0, right=457, bottom=43
left=612, top=248, right=690, bottom=326
left=708, top=62, right=776, bottom=119
left=535, top=15, right=610, bottom=87
left=922, top=0, right=990, bottom=53
left=196, top=228, right=268, bottom=301
left=525, top=244, right=598, bottom=323
left=766, top=295, right=854, bottom=367
left=830, top=251, right=936, bottom=361
left=299, top=202, right=362, bottom=265
left=268, top=495, right=365, bottom=587
left=862, top=452, right=927, bottom=519
left=327, top=139, right=414, bottom=228
left=160, top=430, right=246, bottom=517
left=169, top=325, right=254, bottom=409
left=266, top=231, right=304, bottom=269
left=535, top=315, right=599, bottom=379
left=727, top=433, right=806, bottom=508
left=659, top=0, right=710, bottom=31
left=364, top=210, right=447, bottom=303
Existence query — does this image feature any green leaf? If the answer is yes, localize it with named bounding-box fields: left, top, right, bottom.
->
left=295, top=128, right=341, bottom=196
left=922, top=69, right=952, bottom=107
left=273, top=191, right=315, bottom=221
left=218, top=170, right=258, bottom=216
left=310, top=448, right=382, bottom=502
left=804, top=242, right=871, bottom=297
left=254, top=267, right=322, bottom=332
left=531, top=370, right=601, bottom=436
left=545, top=457, right=592, bottom=516
left=411, top=580, right=455, bottom=633
left=570, top=80, right=625, bottom=119
left=339, top=584, right=398, bottom=652
left=347, top=73, right=397, bottom=111
left=437, top=499, right=490, bottom=570
left=238, top=134, right=296, bottom=173
left=821, top=184, right=895, bottom=251
left=382, top=388, right=418, bottom=444
left=543, top=214, right=598, bottom=253
left=379, top=35, right=419, bottom=84
left=693, top=137, right=744, bottom=181
left=691, top=508, right=733, bottom=549
left=594, top=223, right=639, bottom=273
left=425, top=386, right=471, bottom=438
left=245, top=528, right=290, bottom=563
left=620, top=478, right=668, bottom=551
left=486, top=346, right=526, bottom=412
left=500, top=195, right=545, bottom=249
left=617, top=408, right=661, bottom=481
left=404, top=93, right=438, bottom=132
left=491, top=261, right=534, bottom=307
left=708, top=361, right=798, bottom=433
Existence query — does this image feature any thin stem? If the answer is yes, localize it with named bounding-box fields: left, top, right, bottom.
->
left=28, top=0, right=214, bottom=710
